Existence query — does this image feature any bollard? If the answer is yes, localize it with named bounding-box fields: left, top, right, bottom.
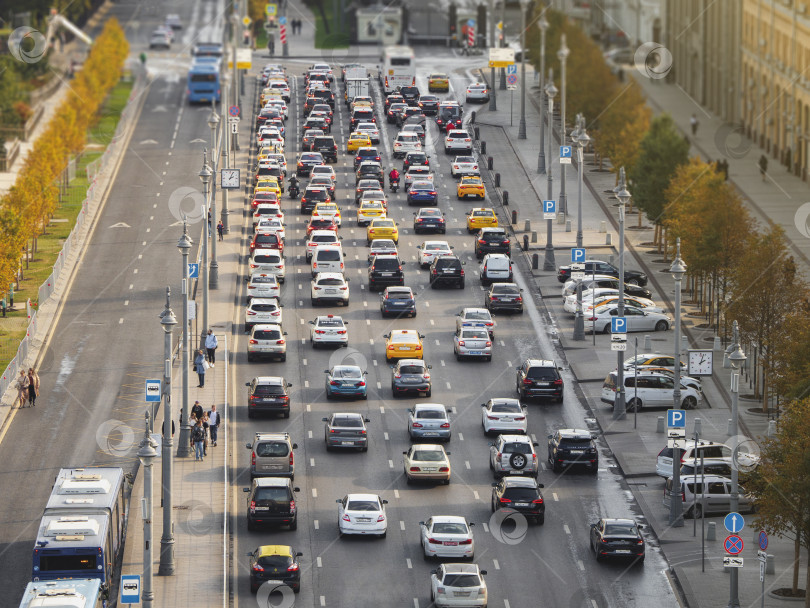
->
left=531, top=231, right=537, bottom=243
left=681, top=335, right=689, bottom=354
left=523, top=219, right=531, bottom=232
left=470, top=110, right=477, bottom=124
left=523, top=235, right=529, bottom=251
left=727, top=419, right=734, bottom=436
left=474, top=126, right=480, bottom=140
left=713, top=336, right=723, bottom=351
left=766, top=554, right=775, bottom=575
left=606, top=233, right=613, bottom=246
left=487, top=156, right=494, bottom=170
left=707, top=521, right=716, bottom=541
left=494, top=172, right=500, bottom=187
left=502, top=190, right=509, bottom=205
left=481, top=141, right=487, bottom=155
left=767, top=420, right=777, bottom=437
left=532, top=253, right=539, bottom=269
left=644, top=335, right=652, bottom=351
left=565, top=219, right=572, bottom=232
left=511, top=210, right=518, bottom=224
left=557, top=213, right=566, bottom=225
left=694, top=417, right=702, bottom=437
left=599, top=221, right=607, bottom=233
left=656, top=416, right=665, bottom=433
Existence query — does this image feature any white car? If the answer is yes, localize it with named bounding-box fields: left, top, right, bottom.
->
left=419, top=516, right=475, bottom=560
left=311, top=202, right=342, bottom=226
left=252, top=203, right=284, bottom=227
left=360, top=189, right=387, bottom=204
left=265, top=153, right=287, bottom=173
left=588, top=304, right=671, bottom=334
left=254, top=217, right=285, bottom=241
left=563, top=292, right=662, bottom=315
left=306, top=230, right=341, bottom=261
left=417, top=241, right=453, bottom=268
left=244, top=297, right=282, bottom=331
left=248, top=249, right=285, bottom=280
left=264, top=99, right=288, bottom=120
left=465, top=82, right=490, bottom=103
left=456, top=307, right=495, bottom=337
left=656, top=440, right=759, bottom=477
left=453, top=328, right=492, bottom=361
left=355, top=122, right=381, bottom=144
left=430, top=563, right=488, bottom=608
left=481, top=398, right=527, bottom=435
left=257, top=127, right=283, bottom=148
left=404, top=444, right=451, bottom=484
left=404, top=166, right=434, bottom=190
left=267, top=79, right=291, bottom=102
left=311, top=165, right=337, bottom=182
left=337, top=493, right=388, bottom=537
left=247, top=323, right=287, bottom=362
left=368, top=239, right=398, bottom=262
left=451, top=155, right=480, bottom=178
left=246, top=272, right=280, bottom=302
left=444, top=129, right=472, bottom=154
left=392, top=132, right=423, bottom=158
left=311, top=272, right=350, bottom=306
left=310, top=314, right=349, bottom=347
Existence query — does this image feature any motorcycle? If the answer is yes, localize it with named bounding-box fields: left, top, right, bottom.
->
left=288, top=183, right=300, bottom=199
left=389, top=176, right=400, bottom=193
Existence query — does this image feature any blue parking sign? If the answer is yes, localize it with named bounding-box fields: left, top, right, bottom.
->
left=560, top=146, right=572, bottom=165
left=610, top=317, right=627, bottom=333
left=542, top=199, right=556, bottom=220
left=570, top=248, right=585, bottom=263
left=666, top=409, right=686, bottom=428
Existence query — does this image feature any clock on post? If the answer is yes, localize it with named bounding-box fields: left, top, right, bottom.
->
left=687, top=350, right=713, bottom=376
left=220, top=168, right=240, bottom=189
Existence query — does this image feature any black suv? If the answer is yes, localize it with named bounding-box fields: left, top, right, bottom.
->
left=244, top=477, right=300, bottom=530
left=300, top=186, right=330, bottom=214
left=548, top=429, right=598, bottom=473
left=296, top=152, right=324, bottom=177
left=429, top=255, right=465, bottom=289
left=350, top=108, right=375, bottom=131
left=307, top=88, right=335, bottom=108
left=384, top=94, right=405, bottom=112
left=355, top=161, right=383, bottom=184
left=312, top=136, right=338, bottom=163
left=403, top=151, right=429, bottom=171
left=491, top=478, right=546, bottom=525
left=556, top=259, right=648, bottom=286
left=246, top=376, right=293, bottom=418
left=436, top=103, right=463, bottom=131
left=475, top=227, right=511, bottom=258
left=397, top=85, right=420, bottom=106
left=485, top=283, right=523, bottom=313
left=368, top=255, right=404, bottom=291
left=516, top=359, right=563, bottom=402
left=418, top=94, right=440, bottom=115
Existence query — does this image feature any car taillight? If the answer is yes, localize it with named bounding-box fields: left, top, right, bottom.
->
left=424, top=373, right=430, bottom=380
left=499, top=497, right=511, bottom=504
left=330, top=380, right=340, bottom=386
left=478, top=239, right=486, bottom=244
left=289, top=499, right=296, bottom=513
left=276, top=339, right=285, bottom=345
left=247, top=311, right=257, bottom=316
left=412, top=422, right=423, bottom=428
left=458, top=340, right=465, bottom=347
left=516, top=296, right=522, bottom=302
left=357, top=381, right=366, bottom=387
left=553, top=378, right=563, bottom=386
left=428, top=537, right=442, bottom=544
left=337, top=330, right=347, bottom=334
left=252, top=562, right=264, bottom=572
left=342, top=514, right=351, bottom=522
left=251, top=451, right=256, bottom=465
left=460, top=270, right=465, bottom=276
left=377, top=514, right=385, bottom=522
left=486, top=415, right=498, bottom=420
left=409, top=466, right=420, bottom=472
left=249, top=339, right=258, bottom=344
left=532, top=498, right=544, bottom=504
left=439, top=466, right=449, bottom=472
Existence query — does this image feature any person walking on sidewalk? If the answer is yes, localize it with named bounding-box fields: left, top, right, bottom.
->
left=208, top=405, right=220, bottom=446
left=27, top=368, right=40, bottom=407
left=194, top=349, right=208, bottom=387
left=202, top=411, right=210, bottom=455
left=217, top=220, right=224, bottom=241
left=191, top=400, right=204, bottom=422
left=690, top=113, right=699, bottom=136
left=15, top=370, right=29, bottom=408
left=192, top=419, right=206, bottom=461
left=205, top=330, right=218, bottom=366
left=759, top=154, right=768, bottom=181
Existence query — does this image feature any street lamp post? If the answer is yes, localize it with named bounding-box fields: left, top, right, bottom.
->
left=557, top=34, right=569, bottom=215
left=727, top=321, right=746, bottom=608
left=176, top=223, right=192, bottom=458
left=489, top=0, right=497, bottom=111
left=613, top=169, right=631, bottom=420
left=221, top=74, right=230, bottom=234
left=542, top=72, right=557, bottom=271
left=499, top=0, right=506, bottom=90
left=158, top=287, right=177, bottom=576
left=536, top=15, right=548, bottom=173
left=517, top=0, right=529, bottom=139
left=572, top=117, right=590, bottom=342
left=207, top=112, right=220, bottom=289
left=137, top=412, right=158, bottom=608
left=669, top=237, right=687, bottom=527
left=198, top=155, right=211, bottom=352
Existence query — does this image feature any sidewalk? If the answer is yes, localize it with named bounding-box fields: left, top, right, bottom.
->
left=474, top=67, right=805, bottom=607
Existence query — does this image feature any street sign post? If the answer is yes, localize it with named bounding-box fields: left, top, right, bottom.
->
left=145, top=380, right=161, bottom=402
left=570, top=248, right=585, bottom=263
left=724, top=535, right=744, bottom=555
left=188, top=263, right=199, bottom=279
left=667, top=409, right=686, bottom=448
left=570, top=262, right=585, bottom=280
left=228, top=105, right=240, bottom=117
left=507, top=74, right=518, bottom=86
left=560, top=145, right=573, bottom=165
left=507, top=64, right=517, bottom=75
left=724, top=512, right=745, bottom=534
left=121, top=575, right=141, bottom=604
left=542, top=200, right=556, bottom=220
left=610, top=317, right=627, bottom=334
left=611, top=334, right=627, bottom=351
left=759, top=531, right=768, bottom=551
left=723, top=556, right=744, bottom=568
left=667, top=409, right=686, bottom=428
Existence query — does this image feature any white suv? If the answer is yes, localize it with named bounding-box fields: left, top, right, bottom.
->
left=392, top=132, right=423, bottom=158
left=311, top=273, right=350, bottom=306
left=656, top=440, right=759, bottom=477
left=444, top=129, right=472, bottom=154
left=488, top=434, right=540, bottom=478
left=310, top=315, right=349, bottom=347
left=601, top=370, right=701, bottom=411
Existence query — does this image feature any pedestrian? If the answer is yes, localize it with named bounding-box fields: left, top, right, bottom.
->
left=720, top=159, right=729, bottom=181
left=163, top=417, right=175, bottom=438
left=205, top=329, right=218, bottom=366
left=207, top=210, right=212, bottom=236
left=192, top=419, right=206, bottom=461
left=759, top=154, right=768, bottom=182
left=208, top=405, right=220, bottom=447
left=293, top=19, right=298, bottom=34
left=191, top=400, right=204, bottom=421
left=217, top=220, right=224, bottom=241
left=194, top=349, right=207, bottom=388
left=268, top=35, right=275, bottom=57
left=15, top=370, right=30, bottom=408
left=188, top=413, right=197, bottom=448
left=690, top=113, right=699, bottom=136
left=202, top=411, right=209, bottom=455
left=27, top=368, right=40, bottom=407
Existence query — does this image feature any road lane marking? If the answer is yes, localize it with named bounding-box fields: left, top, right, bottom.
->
left=380, top=406, right=385, bottom=413
left=465, top=460, right=470, bottom=469
left=312, top=488, right=318, bottom=498
left=400, top=520, right=405, bottom=530
left=384, top=432, right=389, bottom=440
left=119, top=318, right=123, bottom=324
left=388, top=459, right=394, bottom=468
left=406, top=558, right=412, bottom=569
left=314, top=520, right=319, bottom=529
left=473, top=490, right=479, bottom=500
left=482, top=523, right=489, bottom=532
left=578, top=560, right=585, bottom=571
left=458, top=433, right=464, bottom=441
left=320, top=597, right=325, bottom=606
left=308, top=430, right=313, bottom=439
left=493, top=559, right=500, bottom=570
left=564, top=525, right=571, bottom=534
left=316, top=556, right=322, bottom=567
left=445, top=381, right=451, bottom=389
left=553, top=492, right=559, bottom=501
left=310, top=458, right=315, bottom=467
left=307, top=404, right=311, bottom=411
left=304, top=380, right=310, bottom=388
left=376, top=382, right=382, bottom=389
left=394, top=489, right=400, bottom=498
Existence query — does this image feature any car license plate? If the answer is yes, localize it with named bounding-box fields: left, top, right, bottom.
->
left=341, top=441, right=354, bottom=446
left=514, top=502, right=529, bottom=507
left=539, top=382, right=551, bottom=387
left=423, top=432, right=438, bottom=436
left=326, top=289, right=337, bottom=294
left=510, top=470, right=525, bottom=475
left=424, top=467, right=437, bottom=471
left=443, top=541, right=458, bottom=546
left=399, top=346, right=410, bottom=350
left=473, top=323, right=484, bottom=327
left=381, top=272, right=393, bottom=276
left=454, top=592, right=471, bottom=597
left=469, top=351, right=483, bottom=355
left=569, top=450, right=584, bottom=455
left=404, top=378, right=419, bottom=382
left=254, top=506, right=269, bottom=511
left=614, top=550, right=631, bottom=554
left=357, top=518, right=372, bottom=522
left=443, top=269, right=454, bottom=273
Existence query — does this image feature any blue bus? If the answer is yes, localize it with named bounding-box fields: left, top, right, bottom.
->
left=19, top=579, right=104, bottom=608
left=188, top=63, right=221, bottom=104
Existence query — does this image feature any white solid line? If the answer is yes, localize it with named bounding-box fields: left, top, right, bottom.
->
left=388, top=459, right=394, bottom=468
left=493, top=559, right=500, bottom=570
left=406, top=558, right=412, bottom=569
left=320, top=596, right=326, bottom=606
left=316, top=556, right=322, bottom=568
left=308, top=430, right=313, bottom=439
left=553, top=492, right=559, bottom=502
left=564, top=524, right=571, bottom=534
left=400, top=520, right=405, bottom=530
left=310, top=458, right=315, bottom=467
left=384, top=432, right=389, bottom=440
left=312, top=488, right=318, bottom=498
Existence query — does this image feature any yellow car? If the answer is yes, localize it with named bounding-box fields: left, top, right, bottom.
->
left=428, top=73, right=450, bottom=92
left=457, top=176, right=486, bottom=200
left=347, top=132, right=372, bottom=153
left=255, top=178, right=281, bottom=196
left=357, top=201, right=387, bottom=226
left=257, top=144, right=284, bottom=161
left=466, top=207, right=498, bottom=233
left=351, top=97, right=374, bottom=112
left=383, top=329, right=425, bottom=362
left=312, top=202, right=341, bottom=226
left=260, top=87, right=283, bottom=105
left=367, top=217, right=399, bottom=245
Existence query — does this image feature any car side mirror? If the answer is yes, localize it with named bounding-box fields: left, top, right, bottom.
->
left=419, top=521, right=426, bottom=526
left=242, top=487, right=250, bottom=493
left=637, top=524, right=645, bottom=529
left=291, top=443, right=298, bottom=449
left=322, top=417, right=329, bottom=422
left=538, top=483, right=545, bottom=488
left=336, top=499, right=342, bottom=504
left=364, top=417, right=371, bottom=422
left=245, top=382, right=251, bottom=386
left=533, top=442, right=539, bottom=447
left=590, top=523, right=597, bottom=529
left=343, top=252, right=347, bottom=257
left=419, top=334, right=425, bottom=338
left=592, top=434, right=598, bottom=440
left=363, top=371, right=369, bottom=375
left=446, top=451, right=451, bottom=455
left=244, top=277, right=249, bottom=282
left=245, top=443, right=253, bottom=449
left=403, top=451, right=408, bottom=455
left=547, top=434, right=553, bottom=439
left=346, top=278, right=350, bottom=282
left=427, top=365, right=432, bottom=369
left=480, top=570, right=487, bottom=576
left=295, top=551, right=304, bottom=557
left=480, top=404, right=486, bottom=407
left=324, top=369, right=330, bottom=373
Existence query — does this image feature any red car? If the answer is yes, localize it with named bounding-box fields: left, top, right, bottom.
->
left=250, top=231, right=284, bottom=254
left=250, top=191, right=279, bottom=210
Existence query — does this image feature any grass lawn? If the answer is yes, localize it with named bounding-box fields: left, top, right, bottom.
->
left=311, top=7, right=350, bottom=49
left=0, top=79, right=133, bottom=368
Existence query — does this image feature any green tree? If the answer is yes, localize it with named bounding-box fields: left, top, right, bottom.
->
left=595, top=80, right=650, bottom=178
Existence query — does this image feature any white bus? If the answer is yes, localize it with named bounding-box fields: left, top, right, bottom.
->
left=380, top=45, right=416, bottom=94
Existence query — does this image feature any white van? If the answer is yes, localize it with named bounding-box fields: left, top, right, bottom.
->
left=311, top=244, right=345, bottom=277
left=480, top=254, right=513, bottom=285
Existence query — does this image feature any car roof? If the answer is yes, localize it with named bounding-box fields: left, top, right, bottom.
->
left=390, top=329, right=418, bottom=336
left=252, top=323, right=283, bottom=331
left=430, top=515, right=467, bottom=524
left=499, top=433, right=533, bottom=442
left=250, top=297, right=280, bottom=304
left=525, top=359, right=556, bottom=367
left=254, top=376, right=286, bottom=385
left=462, top=307, right=489, bottom=314
left=314, top=272, right=346, bottom=280
left=399, top=358, right=426, bottom=366
left=316, top=315, right=344, bottom=322
left=257, top=544, right=294, bottom=556
left=601, top=518, right=637, bottom=526
left=443, top=563, right=479, bottom=574
left=502, top=477, right=539, bottom=488
left=254, top=477, right=292, bottom=488
left=329, top=412, right=364, bottom=419
left=556, top=428, right=592, bottom=440
left=412, top=444, right=446, bottom=451
left=346, top=493, right=380, bottom=501
left=309, top=230, right=338, bottom=237
left=413, top=402, right=446, bottom=410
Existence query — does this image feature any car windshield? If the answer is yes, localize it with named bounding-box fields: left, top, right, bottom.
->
left=332, top=416, right=363, bottom=427
left=419, top=209, right=441, bottom=217
left=491, top=402, right=520, bottom=413
left=435, top=259, right=460, bottom=269
left=493, top=285, right=520, bottom=295
left=254, top=384, right=285, bottom=396
left=255, top=442, right=288, bottom=456
left=443, top=574, right=480, bottom=588
left=363, top=202, right=384, bottom=209
left=527, top=367, right=557, bottom=380
left=317, top=318, right=344, bottom=327
left=412, top=450, right=444, bottom=461
left=332, top=366, right=362, bottom=378
left=400, top=365, right=425, bottom=375
left=251, top=303, right=278, bottom=312
left=605, top=524, right=638, bottom=536
left=391, top=334, right=416, bottom=344
left=386, top=291, right=411, bottom=300
left=251, top=276, right=277, bottom=284
left=412, top=182, right=433, bottom=190
left=560, top=439, right=592, bottom=449
left=503, top=442, right=531, bottom=454
left=425, top=244, right=447, bottom=251
left=375, top=220, right=395, bottom=228
left=464, top=311, right=490, bottom=320
left=347, top=500, right=380, bottom=511
left=254, top=254, right=281, bottom=263
left=312, top=235, right=337, bottom=243
left=433, top=522, right=467, bottom=534
left=254, top=487, right=289, bottom=501
left=318, top=277, right=344, bottom=286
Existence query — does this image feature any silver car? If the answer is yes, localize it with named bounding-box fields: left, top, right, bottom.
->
left=420, top=516, right=475, bottom=560
left=456, top=307, right=495, bottom=338
left=417, top=241, right=453, bottom=268
left=247, top=324, right=287, bottom=362
left=453, top=328, right=492, bottom=361
left=465, top=82, right=490, bottom=103
left=408, top=403, right=450, bottom=441
left=244, top=297, right=282, bottom=331
left=489, top=434, right=540, bottom=478
left=663, top=474, right=755, bottom=518
left=323, top=413, right=370, bottom=452
left=246, top=272, right=280, bottom=303
left=430, top=563, right=488, bottom=608
left=589, top=303, right=671, bottom=334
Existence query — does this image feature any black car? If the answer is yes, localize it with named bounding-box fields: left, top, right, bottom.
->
left=397, top=85, right=421, bottom=106
left=255, top=164, right=284, bottom=188
left=384, top=94, right=405, bottom=112
left=246, top=376, right=293, bottom=418
left=356, top=179, right=384, bottom=203
left=380, top=286, right=416, bottom=317
left=244, top=477, right=299, bottom=530
left=350, top=108, right=375, bottom=131
left=418, top=94, right=440, bottom=115
left=557, top=259, right=648, bottom=286
left=312, top=136, right=338, bottom=163
left=368, top=255, right=405, bottom=291
left=429, top=255, right=465, bottom=289
left=248, top=544, right=303, bottom=593
left=355, top=161, right=384, bottom=184
left=516, top=358, right=563, bottom=402
left=396, top=107, right=425, bottom=127
left=295, top=152, right=324, bottom=177
left=387, top=103, right=408, bottom=124
left=413, top=208, right=446, bottom=234
left=436, top=103, right=463, bottom=131
left=475, top=227, right=511, bottom=258
left=354, top=146, right=381, bottom=169
left=256, top=107, right=282, bottom=126
left=403, top=151, right=429, bottom=171
left=300, top=186, right=330, bottom=214
left=491, top=478, right=546, bottom=524
left=391, top=358, right=431, bottom=396
left=548, top=429, right=598, bottom=472
left=308, top=88, right=335, bottom=108
left=485, top=282, right=523, bottom=313
left=590, top=518, right=645, bottom=563
left=302, top=116, right=329, bottom=133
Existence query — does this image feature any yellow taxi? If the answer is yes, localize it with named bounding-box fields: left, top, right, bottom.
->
left=248, top=544, right=302, bottom=593
left=350, top=97, right=374, bottom=112
left=383, top=329, right=425, bottom=362
left=466, top=207, right=498, bottom=233
left=257, top=144, right=284, bottom=162
left=366, top=217, right=399, bottom=245
left=312, top=202, right=342, bottom=226
left=347, top=132, right=372, bottom=153
left=357, top=200, right=387, bottom=226
left=457, top=175, right=486, bottom=200
left=428, top=73, right=450, bottom=92
left=255, top=177, right=282, bottom=196
left=260, top=87, right=283, bottom=105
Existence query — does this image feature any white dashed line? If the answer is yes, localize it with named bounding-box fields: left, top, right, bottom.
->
left=119, top=318, right=124, bottom=324
left=406, top=558, right=412, bottom=569
left=376, top=382, right=382, bottom=389
left=314, top=520, right=319, bottom=530
left=369, top=338, right=375, bottom=345
left=430, top=319, right=434, bottom=325
left=473, top=491, right=479, bottom=500
left=552, top=492, right=559, bottom=502
left=316, top=556, right=322, bottom=567
left=364, top=300, right=368, bottom=306
left=577, top=560, right=585, bottom=571
left=482, top=523, right=489, bottom=533
left=493, top=559, right=500, bottom=570
left=499, top=340, right=505, bottom=346
left=310, top=458, right=315, bottom=467
left=303, top=359, right=308, bottom=365
left=458, top=433, right=464, bottom=441
left=380, top=405, right=385, bottom=413
left=445, top=382, right=451, bottom=389
left=307, top=404, right=311, bottom=412
left=304, top=380, right=310, bottom=388
left=465, top=460, right=470, bottom=469
left=308, top=430, right=313, bottom=439
left=435, top=340, right=440, bottom=346
left=564, top=525, right=571, bottom=534
left=440, top=360, right=445, bottom=366
left=124, top=300, right=129, bottom=306
left=367, top=319, right=371, bottom=325
left=320, top=596, right=326, bottom=606
left=388, top=459, right=394, bottom=468
left=300, top=318, right=305, bottom=325
left=384, top=432, right=389, bottom=440
left=400, top=521, right=405, bottom=530
left=312, top=488, right=318, bottom=498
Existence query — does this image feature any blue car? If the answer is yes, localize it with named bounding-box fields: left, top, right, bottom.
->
left=407, top=180, right=438, bottom=206
left=324, top=365, right=368, bottom=400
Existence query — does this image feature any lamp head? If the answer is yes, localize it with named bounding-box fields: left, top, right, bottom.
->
left=207, top=112, right=220, bottom=130
left=545, top=81, right=558, bottom=99
left=576, top=130, right=591, bottom=149
left=199, top=162, right=212, bottom=185
left=729, top=344, right=746, bottom=369
left=537, top=16, right=549, bottom=31
left=616, top=185, right=630, bottom=206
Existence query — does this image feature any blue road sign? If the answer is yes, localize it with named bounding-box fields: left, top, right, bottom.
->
left=145, top=379, right=161, bottom=403
left=121, top=575, right=141, bottom=604
left=507, top=64, right=517, bottom=75
left=543, top=200, right=556, bottom=214
left=228, top=105, right=240, bottom=117
left=279, top=16, right=287, bottom=25
left=724, top=535, right=744, bottom=555
left=467, top=18, right=475, bottom=27
left=759, top=531, right=768, bottom=551
left=724, top=512, right=745, bottom=534
left=507, top=74, right=517, bottom=85
left=611, top=317, right=627, bottom=333
left=188, top=263, right=200, bottom=279
left=666, top=409, right=686, bottom=428
left=570, top=248, right=585, bottom=263
left=560, top=145, right=572, bottom=158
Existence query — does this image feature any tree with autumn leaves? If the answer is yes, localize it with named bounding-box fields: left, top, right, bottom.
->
left=0, top=19, right=128, bottom=300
